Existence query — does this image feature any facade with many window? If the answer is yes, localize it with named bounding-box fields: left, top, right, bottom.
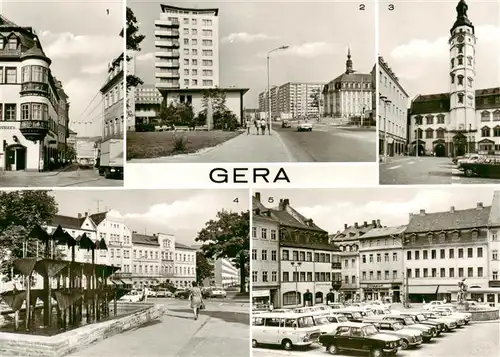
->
left=358, top=225, right=406, bottom=302
left=378, top=56, right=409, bottom=156
left=403, top=203, right=490, bottom=302
left=100, top=53, right=124, bottom=142
left=173, top=242, right=197, bottom=287
left=134, top=84, right=162, bottom=126
left=408, top=1, right=500, bottom=157
left=0, top=15, right=69, bottom=172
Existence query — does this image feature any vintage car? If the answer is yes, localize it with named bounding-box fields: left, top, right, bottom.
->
left=297, top=120, right=313, bottom=132
left=429, top=307, right=467, bottom=326
left=363, top=319, right=423, bottom=350
left=420, top=311, right=457, bottom=331
left=395, top=312, right=444, bottom=335
left=334, top=309, right=364, bottom=323
left=210, top=287, right=227, bottom=298
left=174, top=289, right=191, bottom=299
left=119, top=290, right=142, bottom=303
left=382, top=315, right=435, bottom=342
left=311, top=314, right=342, bottom=334
left=281, top=120, right=291, bottom=128
left=461, top=156, right=500, bottom=178
left=252, top=312, right=321, bottom=350
left=456, top=153, right=482, bottom=168
left=318, top=322, right=401, bottom=357
left=437, top=305, right=472, bottom=324
left=422, top=300, right=446, bottom=310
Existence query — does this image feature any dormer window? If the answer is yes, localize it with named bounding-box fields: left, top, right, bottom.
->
left=452, top=231, right=460, bottom=241
left=8, top=37, right=17, bottom=50
left=471, top=230, right=478, bottom=239
left=439, top=233, right=445, bottom=243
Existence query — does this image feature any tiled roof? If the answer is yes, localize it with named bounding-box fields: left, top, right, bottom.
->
left=405, top=206, right=491, bottom=233
left=132, top=233, right=159, bottom=246
left=49, top=214, right=85, bottom=230
left=329, top=72, right=372, bottom=84
left=331, top=224, right=378, bottom=241
left=175, top=242, right=196, bottom=250
left=252, top=196, right=268, bottom=212
left=89, top=212, right=107, bottom=226
left=359, top=225, right=407, bottom=239
left=281, top=241, right=340, bottom=252
left=271, top=208, right=326, bottom=232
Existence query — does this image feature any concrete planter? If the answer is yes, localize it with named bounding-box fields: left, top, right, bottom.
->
left=0, top=303, right=164, bottom=357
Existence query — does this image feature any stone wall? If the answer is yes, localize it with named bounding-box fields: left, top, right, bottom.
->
left=0, top=303, right=164, bottom=357
left=469, top=308, right=499, bottom=322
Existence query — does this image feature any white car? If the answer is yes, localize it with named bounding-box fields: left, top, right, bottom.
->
left=119, top=290, right=142, bottom=302
left=434, top=306, right=472, bottom=324
left=210, top=287, right=227, bottom=298
left=297, top=121, right=313, bottom=131
left=422, top=301, right=445, bottom=310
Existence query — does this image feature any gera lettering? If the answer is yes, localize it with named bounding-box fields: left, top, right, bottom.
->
left=209, top=167, right=291, bottom=184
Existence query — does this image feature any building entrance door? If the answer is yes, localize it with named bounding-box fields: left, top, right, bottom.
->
left=5, top=145, right=27, bottom=171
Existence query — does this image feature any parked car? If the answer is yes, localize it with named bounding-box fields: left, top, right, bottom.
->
left=156, top=289, right=172, bottom=298
left=422, top=300, right=446, bottom=310
left=334, top=309, right=364, bottom=323
left=210, top=287, right=227, bottom=298
left=146, top=289, right=157, bottom=298
left=382, top=315, right=435, bottom=342
left=297, top=120, right=313, bottom=132
left=395, top=312, right=444, bottom=335
left=428, top=307, right=466, bottom=326
left=174, top=289, right=191, bottom=299
left=420, top=311, right=458, bottom=331
left=281, top=120, right=291, bottom=128
left=119, top=290, right=142, bottom=303
left=318, top=322, right=401, bottom=357
left=433, top=306, right=471, bottom=324
left=252, top=312, right=321, bottom=350
left=364, top=319, right=423, bottom=350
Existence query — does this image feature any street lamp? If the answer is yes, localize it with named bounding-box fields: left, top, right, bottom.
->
left=291, top=261, right=302, bottom=307
left=267, top=45, right=289, bottom=135
left=379, top=95, right=392, bottom=161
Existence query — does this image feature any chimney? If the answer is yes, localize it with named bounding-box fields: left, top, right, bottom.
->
left=364, top=221, right=368, bottom=227
left=283, top=199, right=290, bottom=207
left=377, top=219, right=381, bottom=227
left=85, top=212, right=88, bottom=217
left=420, top=209, right=425, bottom=216
left=372, top=219, right=376, bottom=226
left=132, top=230, right=137, bottom=234
left=266, top=210, right=271, bottom=217
left=344, top=223, right=348, bottom=230
left=450, top=206, right=455, bottom=213
left=477, top=202, right=483, bottom=209
left=354, top=222, right=359, bottom=229
left=255, top=192, right=261, bottom=202
left=78, top=213, right=82, bottom=218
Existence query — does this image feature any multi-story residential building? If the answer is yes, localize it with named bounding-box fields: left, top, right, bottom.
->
left=487, top=192, right=500, bottom=291
left=127, top=51, right=136, bottom=131
left=358, top=225, right=407, bottom=302
left=323, top=49, right=373, bottom=120
left=408, top=0, right=500, bottom=157
left=331, top=220, right=380, bottom=302
left=252, top=192, right=280, bottom=307
left=213, top=259, right=239, bottom=288
left=403, top=203, right=490, bottom=303
left=135, top=84, right=162, bottom=125
left=258, top=82, right=324, bottom=120
left=131, top=233, right=162, bottom=288
left=154, top=4, right=248, bottom=125
left=0, top=15, right=69, bottom=172
left=173, top=242, right=197, bottom=288
left=378, top=56, right=409, bottom=157
left=66, top=128, right=77, bottom=149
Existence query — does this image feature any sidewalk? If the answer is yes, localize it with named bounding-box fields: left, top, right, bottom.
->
left=131, top=129, right=293, bottom=163
left=69, top=307, right=249, bottom=357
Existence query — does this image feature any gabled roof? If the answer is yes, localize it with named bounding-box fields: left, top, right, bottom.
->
left=359, top=225, right=407, bottom=239
left=0, top=14, right=20, bottom=27
left=89, top=212, right=107, bottom=226
left=252, top=196, right=268, bottom=212
left=328, top=72, right=371, bottom=84
left=175, top=242, right=196, bottom=250
left=48, top=214, right=85, bottom=230
left=271, top=206, right=326, bottom=233
left=132, top=233, right=159, bottom=246
left=405, top=207, right=491, bottom=233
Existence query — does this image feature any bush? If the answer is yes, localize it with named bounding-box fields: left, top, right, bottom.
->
left=172, top=136, right=187, bottom=153
left=135, top=123, right=156, bottom=132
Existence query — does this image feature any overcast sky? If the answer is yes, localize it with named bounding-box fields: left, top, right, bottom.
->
left=50, top=189, right=249, bottom=245
left=255, top=187, right=499, bottom=235
left=0, top=0, right=123, bottom=137
left=380, top=0, right=500, bottom=100
left=129, top=0, right=376, bottom=108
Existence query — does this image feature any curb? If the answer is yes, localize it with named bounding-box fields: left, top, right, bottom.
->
left=271, top=130, right=295, bottom=162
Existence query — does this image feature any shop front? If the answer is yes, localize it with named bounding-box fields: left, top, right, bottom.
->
left=252, top=289, right=271, bottom=307
left=408, top=285, right=440, bottom=303
left=361, top=283, right=392, bottom=301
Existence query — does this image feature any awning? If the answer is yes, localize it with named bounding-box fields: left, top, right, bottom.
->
left=111, top=280, right=123, bottom=285
left=252, top=290, right=270, bottom=298
left=121, top=279, right=133, bottom=285
left=409, top=286, right=439, bottom=294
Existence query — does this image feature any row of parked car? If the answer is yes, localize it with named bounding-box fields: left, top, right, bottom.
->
left=453, top=153, right=500, bottom=178
left=119, top=286, right=228, bottom=302
left=252, top=302, right=471, bottom=356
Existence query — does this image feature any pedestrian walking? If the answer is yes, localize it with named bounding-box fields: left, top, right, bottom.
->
left=254, top=119, right=259, bottom=135
left=189, top=281, right=204, bottom=320
left=246, top=119, right=250, bottom=135
left=260, top=119, right=266, bottom=135
left=143, top=286, right=149, bottom=302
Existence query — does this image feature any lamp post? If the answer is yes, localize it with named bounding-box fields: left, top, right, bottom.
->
left=291, top=261, right=302, bottom=307
left=379, top=95, right=391, bottom=161
left=267, top=45, right=289, bottom=135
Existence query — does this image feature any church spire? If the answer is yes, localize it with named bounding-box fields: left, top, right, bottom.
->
left=451, top=0, right=474, bottom=34
left=345, top=47, right=354, bottom=74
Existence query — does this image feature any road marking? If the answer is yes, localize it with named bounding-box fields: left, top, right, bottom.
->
left=387, top=165, right=401, bottom=170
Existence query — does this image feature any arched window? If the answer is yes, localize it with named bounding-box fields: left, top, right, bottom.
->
left=315, top=292, right=324, bottom=303
left=457, top=45, right=464, bottom=54
left=283, top=291, right=301, bottom=306
left=481, top=126, right=490, bottom=137
left=450, top=73, right=455, bottom=84
left=437, top=114, right=445, bottom=124
left=415, top=115, right=423, bottom=125
left=425, top=128, right=434, bottom=139
left=426, top=115, right=434, bottom=125
left=457, top=75, right=464, bottom=86
left=416, top=128, right=423, bottom=139
left=493, top=126, right=500, bottom=137
left=436, top=128, right=445, bottom=139
left=457, top=56, right=464, bottom=65
left=457, top=93, right=464, bottom=104
left=493, top=110, right=500, bottom=121
left=451, top=58, right=455, bottom=68
left=481, top=111, right=490, bottom=122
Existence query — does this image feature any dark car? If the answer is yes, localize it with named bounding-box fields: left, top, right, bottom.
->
left=364, top=319, right=423, bottom=350
left=281, top=120, right=291, bottom=128
left=382, top=315, right=435, bottom=342
left=201, top=288, right=212, bottom=299
left=397, top=312, right=444, bottom=335
left=318, top=322, right=401, bottom=357
left=174, top=289, right=191, bottom=299
left=335, top=309, right=364, bottom=323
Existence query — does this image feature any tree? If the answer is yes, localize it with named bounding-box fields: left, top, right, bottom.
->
left=123, top=7, right=145, bottom=91
left=310, top=88, right=322, bottom=118
left=195, top=210, right=249, bottom=293
left=0, top=191, right=58, bottom=280
left=63, top=145, right=77, bottom=162
left=196, top=251, right=214, bottom=285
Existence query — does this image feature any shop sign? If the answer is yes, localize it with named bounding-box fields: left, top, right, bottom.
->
left=252, top=290, right=270, bottom=298
left=0, top=126, right=16, bottom=130
left=315, top=282, right=333, bottom=288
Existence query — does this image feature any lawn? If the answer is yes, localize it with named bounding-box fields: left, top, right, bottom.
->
left=126, top=130, right=242, bottom=160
